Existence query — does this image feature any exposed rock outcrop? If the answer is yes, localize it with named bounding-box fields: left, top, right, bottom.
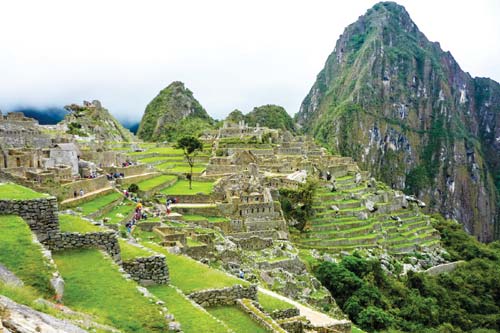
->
left=59, top=100, right=135, bottom=142
left=0, top=295, right=88, bottom=333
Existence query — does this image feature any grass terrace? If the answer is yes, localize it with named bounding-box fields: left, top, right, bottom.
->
left=77, top=192, right=122, bottom=216
left=257, top=291, right=295, bottom=312
left=139, top=156, right=184, bottom=164
left=97, top=201, right=135, bottom=224
left=207, top=306, right=268, bottom=333
left=161, top=180, right=214, bottom=195
left=183, top=214, right=229, bottom=223
left=136, top=174, right=177, bottom=191
left=59, top=214, right=102, bottom=233
left=0, top=215, right=55, bottom=296
left=149, top=285, right=230, bottom=333
left=0, top=183, right=48, bottom=200
left=53, top=249, right=168, bottom=332
left=156, top=162, right=207, bottom=174
left=143, top=242, right=247, bottom=293
left=119, top=239, right=152, bottom=261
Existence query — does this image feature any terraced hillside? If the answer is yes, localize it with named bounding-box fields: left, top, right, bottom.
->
left=294, top=173, right=440, bottom=254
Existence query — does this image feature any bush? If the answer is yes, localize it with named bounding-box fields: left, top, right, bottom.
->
left=128, top=184, right=139, bottom=193
left=357, top=306, right=393, bottom=331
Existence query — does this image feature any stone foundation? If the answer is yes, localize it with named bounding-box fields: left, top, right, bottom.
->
left=188, top=284, right=257, bottom=307
left=122, top=255, right=169, bottom=286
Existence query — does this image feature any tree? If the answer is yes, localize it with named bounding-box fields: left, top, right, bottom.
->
left=175, top=136, right=203, bottom=189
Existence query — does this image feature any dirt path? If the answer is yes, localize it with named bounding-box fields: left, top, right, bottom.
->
left=257, top=287, right=350, bottom=327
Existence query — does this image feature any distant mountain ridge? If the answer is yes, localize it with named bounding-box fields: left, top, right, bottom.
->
left=297, top=1, right=500, bottom=241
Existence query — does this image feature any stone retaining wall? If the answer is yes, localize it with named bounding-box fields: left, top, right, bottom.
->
left=235, top=299, right=287, bottom=332
left=257, top=257, right=307, bottom=275
left=0, top=197, right=59, bottom=242
left=122, top=255, right=169, bottom=286
left=231, top=236, right=273, bottom=250
left=43, top=231, right=121, bottom=262
left=270, top=308, right=300, bottom=320
left=188, top=284, right=257, bottom=307
left=425, top=261, right=464, bottom=276
left=60, top=176, right=109, bottom=200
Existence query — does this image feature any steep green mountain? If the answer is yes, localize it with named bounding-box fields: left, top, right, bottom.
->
left=60, top=100, right=135, bottom=142
left=297, top=1, right=500, bottom=241
left=245, top=105, right=295, bottom=131
left=137, top=81, right=214, bottom=142
left=225, top=105, right=295, bottom=131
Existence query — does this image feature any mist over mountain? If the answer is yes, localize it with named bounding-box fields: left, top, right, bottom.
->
left=11, top=107, right=68, bottom=125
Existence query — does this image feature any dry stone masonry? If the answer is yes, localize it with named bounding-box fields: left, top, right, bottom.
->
left=0, top=197, right=59, bottom=242
left=188, top=284, right=257, bottom=307
left=122, top=255, right=169, bottom=286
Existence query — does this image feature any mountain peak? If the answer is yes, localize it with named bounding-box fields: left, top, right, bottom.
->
left=297, top=2, right=500, bottom=241
left=137, top=81, right=214, bottom=142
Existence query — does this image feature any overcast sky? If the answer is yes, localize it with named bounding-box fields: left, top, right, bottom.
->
left=1, top=0, right=499, bottom=122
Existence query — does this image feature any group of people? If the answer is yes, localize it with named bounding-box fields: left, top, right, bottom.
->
left=83, top=171, right=98, bottom=179
left=165, top=197, right=178, bottom=215
left=125, top=202, right=148, bottom=234
left=106, top=172, right=125, bottom=180
left=73, top=189, right=85, bottom=198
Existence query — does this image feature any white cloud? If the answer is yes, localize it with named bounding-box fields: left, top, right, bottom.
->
left=0, top=0, right=499, bottom=122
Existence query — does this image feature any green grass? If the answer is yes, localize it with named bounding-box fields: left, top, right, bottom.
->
left=183, top=214, right=229, bottom=223
left=143, top=242, right=247, bottom=293
left=53, top=249, right=167, bottom=332
left=136, top=174, right=177, bottom=192
left=207, top=306, right=268, bottom=333
left=139, top=156, right=184, bottom=164
left=97, top=201, right=135, bottom=224
left=119, top=239, right=152, bottom=261
left=156, top=162, right=207, bottom=173
left=0, top=183, right=48, bottom=200
left=161, top=180, right=214, bottom=195
left=77, top=192, right=122, bottom=216
left=148, top=285, right=230, bottom=333
left=186, top=237, right=205, bottom=247
left=59, top=214, right=102, bottom=233
left=257, top=291, right=294, bottom=312
left=0, top=215, right=54, bottom=296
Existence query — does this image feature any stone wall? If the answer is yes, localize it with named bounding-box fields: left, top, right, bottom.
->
left=60, top=176, right=110, bottom=200
left=257, top=257, right=307, bottom=275
left=235, top=298, right=287, bottom=333
left=188, top=284, right=257, bottom=307
left=122, top=255, right=169, bottom=286
left=43, top=231, right=121, bottom=262
left=269, top=308, right=300, bottom=320
left=424, top=261, right=464, bottom=276
left=0, top=197, right=59, bottom=242
left=231, top=236, right=273, bottom=250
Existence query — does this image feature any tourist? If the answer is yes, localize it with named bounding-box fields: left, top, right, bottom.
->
left=79, top=189, right=84, bottom=197
left=238, top=269, right=244, bottom=279
left=125, top=221, right=132, bottom=233
left=73, top=190, right=77, bottom=198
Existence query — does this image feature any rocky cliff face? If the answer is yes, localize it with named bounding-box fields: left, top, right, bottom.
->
left=60, top=100, right=135, bottom=142
left=297, top=1, right=500, bottom=241
left=137, top=81, right=214, bottom=142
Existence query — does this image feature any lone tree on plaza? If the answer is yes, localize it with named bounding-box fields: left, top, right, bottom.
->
left=176, top=136, right=203, bottom=190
